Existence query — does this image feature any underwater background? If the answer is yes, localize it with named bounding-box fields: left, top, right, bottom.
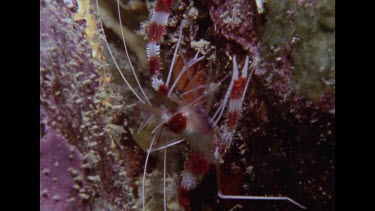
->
left=40, top=0, right=334, bottom=210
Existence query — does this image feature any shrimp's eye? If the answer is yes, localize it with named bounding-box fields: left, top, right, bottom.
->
left=165, top=112, right=187, bottom=134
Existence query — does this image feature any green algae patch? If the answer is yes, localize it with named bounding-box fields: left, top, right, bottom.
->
left=260, top=0, right=335, bottom=100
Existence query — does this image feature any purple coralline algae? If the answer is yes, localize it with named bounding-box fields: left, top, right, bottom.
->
left=40, top=0, right=144, bottom=210
left=40, top=130, right=89, bottom=211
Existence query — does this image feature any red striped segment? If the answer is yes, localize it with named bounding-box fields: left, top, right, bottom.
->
left=146, top=0, right=174, bottom=95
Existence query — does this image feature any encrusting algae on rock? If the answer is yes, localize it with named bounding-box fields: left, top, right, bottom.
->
left=41, top=0, right=144, bottom=209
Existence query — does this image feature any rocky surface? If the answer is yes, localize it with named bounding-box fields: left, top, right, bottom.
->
left=40, top=0, right=144, bottom=210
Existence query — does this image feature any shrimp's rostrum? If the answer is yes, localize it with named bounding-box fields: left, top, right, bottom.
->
left=96, top=0, right=307, bottom=210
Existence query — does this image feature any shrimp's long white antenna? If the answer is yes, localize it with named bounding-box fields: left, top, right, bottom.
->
left=166, top=23, right=183, bottom=87
left=151, top=120, right=167, bottom=134
left=208, top=73, right=231, bottom=122
left=217, top=192, right=307, bottom=209
left=167, top=52, right=205, bottom=96
left=180, top=84, right=208, bottom=97
left=142, top=132, right=159, bottom=211
left=216, top=165, right=306, bottom=209
left=239, top=57, right=254, bottom=107
left=137, top=114, right=155, bottom=135
left=117, top=0, right=151, bottom=105
left=95, top=0, right=146, bottom=104
left=212, top=56, right=238, bottom=126
left=163, top=139, right=167, bottom=211
left=181, top=73, right=230, bottom=104
left=150, top=139, right=186, bottom=152
left=211, top=102, right=224, bottom=122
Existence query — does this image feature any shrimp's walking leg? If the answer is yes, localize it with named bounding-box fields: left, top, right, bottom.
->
left=163, top=138, right=167, bottom=211
left=142, top=131, right=159, bottom=211
left=178, top=153, right=211, bottom=211
left=216, top=165, right=306, bottom=209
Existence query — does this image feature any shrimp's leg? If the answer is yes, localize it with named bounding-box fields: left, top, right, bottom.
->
left=163, top=137, right=167, bottom=211
left=142, top=131, right=159, bottom=211
left=216, top=165, right=306, bottom=209
left=178, top=153, right=211, bottom=211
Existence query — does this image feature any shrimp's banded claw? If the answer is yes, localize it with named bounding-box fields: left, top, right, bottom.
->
left=213, top=55, right=253, bottom=160
left=178, top=153, right=212, bottom=211
left=146, top=0, right=175, bottom=95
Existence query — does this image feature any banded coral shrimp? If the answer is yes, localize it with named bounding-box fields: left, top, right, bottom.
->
left=94, top=0, right=311, bottom=210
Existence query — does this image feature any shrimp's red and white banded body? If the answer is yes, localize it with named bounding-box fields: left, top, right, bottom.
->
left=95, top=0, right=306, bottom=210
